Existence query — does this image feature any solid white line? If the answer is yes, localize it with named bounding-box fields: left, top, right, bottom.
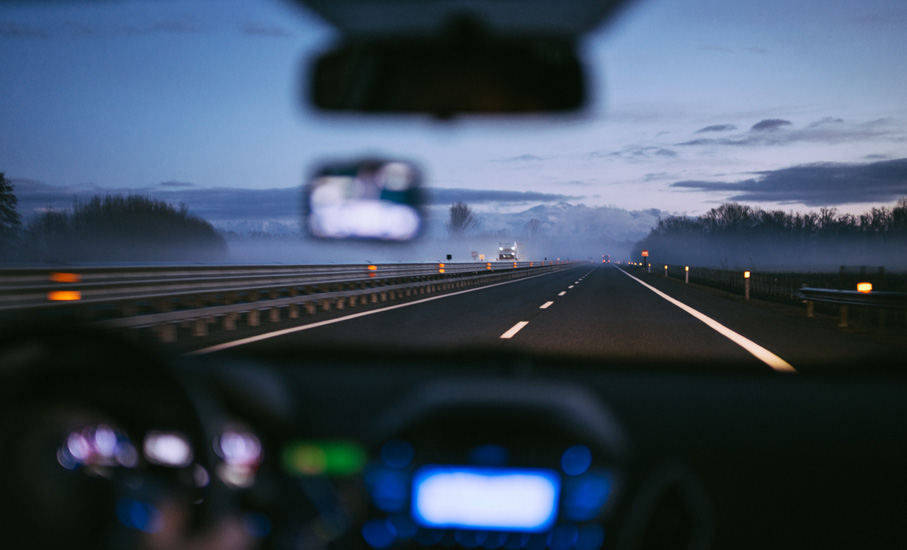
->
left=500, top=321, right=529, bottom=339
left=558, top=291, right=567, bottom=296
left=189, top=269, right=567, bottom=355
left=540, top=301, right=554, bottom=309
left=617, top=269, right=796, bottom=373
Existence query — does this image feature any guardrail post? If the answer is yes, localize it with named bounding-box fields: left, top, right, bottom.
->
left=269, top=307, right=280, bottom=323
left=157, top=323, right=176, bottom=343
left=806, top=300, right=814, bottom=318
left=248, top=309, right=260, bottom=327
left=288, top=303, right=299, bottom=319
left=305, top=302, right=316, bottom=315
left=838, top=305, right=849, bottom=328
left=223, top=312, right=237, bottom=330
left=193, top=318, right=208, bottom=337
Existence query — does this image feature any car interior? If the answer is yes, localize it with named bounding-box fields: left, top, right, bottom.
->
left=1, top=0, right=906, bottom=549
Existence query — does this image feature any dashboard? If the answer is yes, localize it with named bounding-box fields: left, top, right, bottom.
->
left=2, top=326, right=907, bottom=550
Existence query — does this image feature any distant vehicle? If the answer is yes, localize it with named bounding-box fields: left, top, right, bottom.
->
left=498, top=242, right=522, bottom=261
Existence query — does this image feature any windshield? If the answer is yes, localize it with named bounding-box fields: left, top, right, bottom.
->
left=1, top=0, right=905, bottom=369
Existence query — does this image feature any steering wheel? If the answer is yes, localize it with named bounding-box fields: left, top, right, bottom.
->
left=0, top=323, right=251, bottom=550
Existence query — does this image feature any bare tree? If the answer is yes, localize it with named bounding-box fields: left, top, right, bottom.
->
left=447, top=201, right=478, bottom=237
left=527, top=218, right=542, bottom=237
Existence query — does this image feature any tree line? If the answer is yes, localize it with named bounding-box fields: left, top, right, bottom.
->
left=634, top=200, right=907, bottom=268
left=0, top=174, right=226, bottom=263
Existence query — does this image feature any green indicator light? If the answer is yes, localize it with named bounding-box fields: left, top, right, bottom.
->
left=284, top=441, right=366, bottom=476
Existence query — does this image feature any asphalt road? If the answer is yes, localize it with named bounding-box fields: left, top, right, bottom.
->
left=195, top=264, right=901, bottom=372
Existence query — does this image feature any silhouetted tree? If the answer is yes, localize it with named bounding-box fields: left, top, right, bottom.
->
left=447, top=201, right=479, bottom=237
left=23, top=194, right=227, bottom=262
left=633, top=201, right=907, bottom=268
left=0, top=172, right=22, bottom=259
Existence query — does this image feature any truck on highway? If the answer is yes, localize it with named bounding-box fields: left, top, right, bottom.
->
left=497, top=242, right=523, bottom=261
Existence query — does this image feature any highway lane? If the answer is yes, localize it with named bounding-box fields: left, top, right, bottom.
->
left=193, top=262, right=906, bottom=372
left=201, top=263, right=871, bottom=370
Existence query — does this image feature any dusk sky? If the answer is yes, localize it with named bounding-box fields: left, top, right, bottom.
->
left=2, top=0, right=906, bottom=227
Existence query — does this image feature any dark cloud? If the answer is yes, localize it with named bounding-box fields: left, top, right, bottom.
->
left=10, top=181, right=579, bottom=230
left=678, top=117, right=901, bottom=148
left=676, top=138, right=718, bottom=146
left=670, top=158, right=907, bottom=206
left=750, top=119, right=792, bottom=132
left=695, top=124, right=737, bottom=133
left=428, top=188, right=579, bottom=205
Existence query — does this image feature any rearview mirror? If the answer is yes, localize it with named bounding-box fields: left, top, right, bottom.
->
left=308, top=35, right=585, bottom=118
left=304, top=159, right=424, bottom=241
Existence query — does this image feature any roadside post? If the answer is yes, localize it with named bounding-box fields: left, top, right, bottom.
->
left=685, top=266, right=689, bottom=284
left=744, top=270, right=751, bottom=301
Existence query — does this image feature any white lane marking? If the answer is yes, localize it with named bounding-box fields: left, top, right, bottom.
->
left=558, top=291, right=567, bottom=296
left=189, top=268, right=571, bottom=355
left=540, top=301, right=554, bottom=309
left=568, top=285, right=574, bottom=289
left=617, top=269, right=796, bottom=373
left=500, top=321, right=529, bottom=339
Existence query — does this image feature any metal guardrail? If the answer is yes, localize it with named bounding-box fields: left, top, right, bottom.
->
left=0, top=261, right=572, bottom=342
left=797, top=287, right=907, bottom=328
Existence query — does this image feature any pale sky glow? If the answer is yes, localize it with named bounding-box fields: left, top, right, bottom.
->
left=2, top=0, right=906, bottom=223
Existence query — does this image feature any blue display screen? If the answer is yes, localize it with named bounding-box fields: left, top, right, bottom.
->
left=411, top=465, right=561, bottom=532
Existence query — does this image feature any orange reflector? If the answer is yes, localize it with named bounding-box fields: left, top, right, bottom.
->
left=513, top=262, right=517, bottom=268
left=50, top=272, right=81, bottom=283
left=439, top=269, right=445, bottom=274
left=439, top=263, right=445, bottom=269
left=48, top=290, right=81, bottom=301
left=685, top=266, right=689, bottom=271
left=744, top=271, right=751, bottom=279
left=367, top=265, right=377, bottom=271
left=530, top=262, right=534, bottom=267
left=857, top=282, right=872, bottom=293
left=486, top=263, right=492, bottom=270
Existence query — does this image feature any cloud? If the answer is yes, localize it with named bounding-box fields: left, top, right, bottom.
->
left=158, top=180, right=195, bottom=188
left=809, top=117, right=845, bottom=127
left=242, top=23, right=294, bottom=37
left=428, top=188, right=579, bottom=205
left=670, top=158, right=907, bottom=206
left=695, top=124, right=737, bottom=134
left=0, top=21, right=50, bottom=38
left=678, top=117, right=903, bottom=148
left=496, top=154, right=545, bottom=163
left=590, top=146, right=679, bottom=160
left=750, top=119, right=792, bottom=132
